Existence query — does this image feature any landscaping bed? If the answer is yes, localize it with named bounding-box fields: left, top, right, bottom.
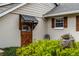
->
left=16, top=40, right=79, bottom=56
left=2, top=40, right=79, bottom=56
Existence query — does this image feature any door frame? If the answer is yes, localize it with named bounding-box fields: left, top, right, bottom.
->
left=19, top=15, right=33, bottom=46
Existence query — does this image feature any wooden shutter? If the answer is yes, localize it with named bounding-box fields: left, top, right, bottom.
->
left=76, top=16, right=79, bottom=31
left=52, top=18, right=55, bottom=28
left=64, top=17, right=68, bottom=28
left=19, top=15, right=22, bottom=30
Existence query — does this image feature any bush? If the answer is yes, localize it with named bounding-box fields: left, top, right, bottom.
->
left=75, top=42, right=79, bottom=48
left=58, top=48, right=79, bottom=56
left=3, top=40, right=79, bottom=56
left=16, top=40, right=61, bottom=56
left=56, top=42, right=79, bottom=56
left=3, top=47, right=18, bottom=56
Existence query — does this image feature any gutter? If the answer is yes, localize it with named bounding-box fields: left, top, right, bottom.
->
left=54, top=3, right=59, bottom=6
left=44, top=10, right=79, bottom=17
left=0, top=3, right=11, bottom=6
left=43, top=3, right=58, bottom=17
left=0, top=3, right=26, bottom=17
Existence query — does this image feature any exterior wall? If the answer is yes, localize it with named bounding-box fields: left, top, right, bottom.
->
left=47, top=15, right=79, bottom=41
left=33, top=17, right=47, bottom=41
left=12, top=3, right=55, bottom=17
left=0, top=13, right=20, bottom=48
left=12, top=3, right=55, bottom=41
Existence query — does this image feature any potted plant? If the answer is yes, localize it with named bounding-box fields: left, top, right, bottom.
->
left=61, top=34, right=70, bottom=40
left=61, top=34, right=75, bottom=48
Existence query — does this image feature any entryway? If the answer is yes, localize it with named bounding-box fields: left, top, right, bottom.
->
left=19, top=15, right=38, bottom=46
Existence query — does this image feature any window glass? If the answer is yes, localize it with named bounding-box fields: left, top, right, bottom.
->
left=55, top=18, right=64, bottom=27
left=22, top=24, right=31, bottom=32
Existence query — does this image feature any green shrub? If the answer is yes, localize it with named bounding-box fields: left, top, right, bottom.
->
left=57, top=42, right=79, bottom=56
left=3, top=40, right=79, bottom=56
left=58, top=48, right=79, bottom=56
left=3, top=47, right=18, bottom=56
left=75, top=42, right=79, bottom=48
left=16, top=40, right=61, bottom=56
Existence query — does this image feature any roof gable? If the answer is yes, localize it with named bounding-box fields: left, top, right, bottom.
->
left=44, top=3, right=79, bottom=17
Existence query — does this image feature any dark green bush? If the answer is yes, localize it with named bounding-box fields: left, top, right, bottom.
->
left=16, top=40, right=61, bottom=56
left=3, top=47, right=18, bottom=56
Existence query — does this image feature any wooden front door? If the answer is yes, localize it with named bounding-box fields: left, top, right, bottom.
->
left=21, top=22, right=32, bottom=46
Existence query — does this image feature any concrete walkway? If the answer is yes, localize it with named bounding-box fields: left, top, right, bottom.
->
left=0, top=49, right=4, bottom=56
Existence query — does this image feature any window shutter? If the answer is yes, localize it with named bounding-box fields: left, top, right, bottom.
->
left=52, top=18, right=55, bottom=28
left=19, top=15, right=22, bottom=30
left=64, top=17, right=68, bottom=28
left=76, top=16, right=79, bottom=31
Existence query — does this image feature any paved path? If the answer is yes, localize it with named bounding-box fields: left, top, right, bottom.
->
left=0, top=49, right=4, bottom=56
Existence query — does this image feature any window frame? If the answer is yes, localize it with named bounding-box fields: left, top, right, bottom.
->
left=54, top=17, right=64, bottom=29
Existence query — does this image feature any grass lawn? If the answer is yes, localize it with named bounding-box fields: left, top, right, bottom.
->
left=3, top=47, right=18, bottom=56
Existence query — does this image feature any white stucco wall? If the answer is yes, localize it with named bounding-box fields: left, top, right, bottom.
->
left=47, top=15, right=79, bottom=41
left=0, top=13, right=20, bottom=48
left=33, top=17, right=47, bottom=41
left=11, top=3, right=55, bottom=42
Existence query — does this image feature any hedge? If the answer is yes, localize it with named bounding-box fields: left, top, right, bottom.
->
left=16, top=40, right=61, bottom=56
left=3, top=40, right=79, bottom=56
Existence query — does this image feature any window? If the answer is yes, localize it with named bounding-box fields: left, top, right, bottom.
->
left=22, top=24, right=31, bottom=32
left=55, top=17, right=64, bottom=28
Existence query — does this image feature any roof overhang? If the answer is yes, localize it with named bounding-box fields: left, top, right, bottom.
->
left=21, top=15, right=38, bottom=29
left=21, top=15, right=38, bottom=23
left=0, top=3, right=11, bottom=6
left=44, top=10, right=79, bottom=17
left=0, top=3, right=26, bottom=17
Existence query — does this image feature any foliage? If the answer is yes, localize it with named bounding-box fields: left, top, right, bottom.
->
left=16, top=40, right=61, bottom=56
left=58, top=48, right=79, bottom=56
left=75, top=42, right=79, bottom=48
left=3, top=47, right=18, bottom=56
left=3, top=40, right=79, bottom=56
left=57, top=42, right=79, bottom=56
left=61, top=34, right=71, bottom=39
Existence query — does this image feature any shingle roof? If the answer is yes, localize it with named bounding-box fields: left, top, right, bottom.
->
left=0, top=3, right=11, bottom=6
left=22, top=15, right=38, bottom=23
left=21, top=15, right=38, bottom=29
left=44, top=3, right=79, bottom=17
left=0, top=3, right=21, bottom=14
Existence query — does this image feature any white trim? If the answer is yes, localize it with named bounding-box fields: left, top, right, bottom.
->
left=0, top=3, right=11, bottom=6
left=0, top=3, right=26, bottom=17
left=54, top=17, right=64, bottom=28
left=44, top=10, right=79, bottom=17
left=54, top=27, right=64, bottom=30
